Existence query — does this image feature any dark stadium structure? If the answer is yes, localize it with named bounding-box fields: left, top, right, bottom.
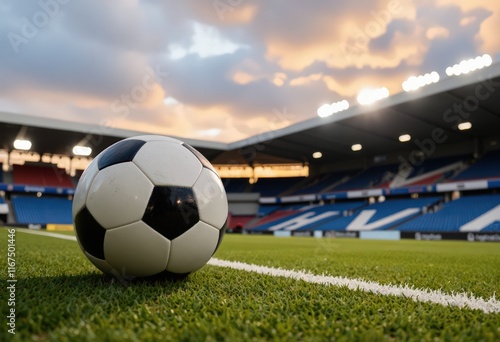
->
left=1, top=63, right=499, bottom=240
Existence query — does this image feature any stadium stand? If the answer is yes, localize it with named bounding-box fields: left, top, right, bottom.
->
left=257, top=204, right=282, bottom=217
left=312, top=197, right=442, bottom=231
left=227, top=214, right=255, bottom=232
left=405, top=155, right=468, bottom=179
left=251, top=201, right=366, bottom=232
left=249, top=177, right=305, bottom=197
left=222, top=178, right=248, bottom=193
left=12, top=196, right=73, bottom=225
left=451, top=150, right=500, bottom=181
left=13, top=164, right=74, bottom=188
left=291, top=170, right=354, bottom=195
left=397, top=194, right=500, bottom=232
left=332, top=164, right=399, bottom=191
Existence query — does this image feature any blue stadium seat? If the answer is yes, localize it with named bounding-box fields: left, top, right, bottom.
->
left=292, top=170, right=354, bottom=195
left=251, top=201, right=366, bottom=231
left=12, top=196, right=73, bottom=225
left=452, top=150, right=500, bottom=181
left=406, top=155, right=468, bottom=179
left=397, top=194, right=500, bottom=232
left=250, top=177, right=305, bottom=197
left=314, top=197, right=441, bottom=231
left=333, top=164, right=399, bottom=191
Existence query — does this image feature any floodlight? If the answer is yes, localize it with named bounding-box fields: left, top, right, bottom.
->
left=399, top=134, right=411, bottom=142
left=73, top=145, right=92, bottom=156
left=14, top=139, right=31, bottom=151
left=458, top=122, right=472, bottom=131
left=312, top=152, right=322, bottom=159
left=351, top=144, right=362, bottom=151
left=357, top=87, right=389, bottom=105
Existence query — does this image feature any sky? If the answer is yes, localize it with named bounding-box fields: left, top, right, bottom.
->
left=0, top=0, right=499, bottom=143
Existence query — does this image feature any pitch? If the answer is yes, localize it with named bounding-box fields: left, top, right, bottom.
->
left=1, top=230, right=499, bottom=341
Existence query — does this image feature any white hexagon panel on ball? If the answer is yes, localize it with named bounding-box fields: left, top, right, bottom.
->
left=133, top=141, right=202, bottom=187
left=192, top=168, right=228, bottom=229
left=167, top=221, right=220, bottom=274
left=86, top=162, right=154, bottom=229
left=72, top=159, right=99, bottom=218
left=104, top=221, right=171, bottom=278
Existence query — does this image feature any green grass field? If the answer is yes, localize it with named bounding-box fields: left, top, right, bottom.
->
left=1, top=228, right=499, bottom=341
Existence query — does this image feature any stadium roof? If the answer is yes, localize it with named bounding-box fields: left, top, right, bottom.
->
left=1, top=62, right=499, bottom=166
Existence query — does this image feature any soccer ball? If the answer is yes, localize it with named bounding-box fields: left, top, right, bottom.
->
left=72, top=135, right=228, bottom=279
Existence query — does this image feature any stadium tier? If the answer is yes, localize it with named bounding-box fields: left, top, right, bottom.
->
left=451, top=150, right=500, bottom=181
left=312, top=197, right=441, bottom=231
left=222, top=178, right=248, bottom=193
left=291, top=170, right=355, bottom=195
left=250, top=201, right=366, bottom=232
left=249, top=177, right=305, bottom=196
left=405, top=155, right=468, bottom=179
left=12, top=196, right=73, bottom=225
left=12, top=164, right=74, bottom=188
left=397, top=194, right=500, bottom=232
left=331, top=164, right=400, bottom=191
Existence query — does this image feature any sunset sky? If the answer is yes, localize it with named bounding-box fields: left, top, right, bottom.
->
left=1, top=0, right=499, bottom=143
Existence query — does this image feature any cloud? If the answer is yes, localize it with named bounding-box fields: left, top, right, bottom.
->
left=0, top=0, right=498, bottom=144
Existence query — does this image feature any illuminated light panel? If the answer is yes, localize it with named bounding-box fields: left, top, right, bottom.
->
left=312, top=151, right=322, bottom=159
left=458, top=122, right=472, bottom=131
left=317, top=100, right=349, bottom=118
left=399, top=134, right=411, bottom=142
left=351, top=144, right=362, bottom=152
left=14, top=139, right=32, bottom=151
left=402, top=72, right=439, bottom=92
left=445, top=54, right=492, bottom=77
left=73, top=145, right=92, bottom=156
left=357, top=87, right=389, bottom=105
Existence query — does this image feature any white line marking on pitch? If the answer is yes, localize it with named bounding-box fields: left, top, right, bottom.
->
left=17, top=229, right=500, bottom=314
left=17, top=229, right=78, bottom=241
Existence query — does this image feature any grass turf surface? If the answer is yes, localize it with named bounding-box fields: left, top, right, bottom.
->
left=1, top=229, right=499, bottom=341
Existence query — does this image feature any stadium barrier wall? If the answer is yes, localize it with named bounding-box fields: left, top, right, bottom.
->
left=0, top=183, right=75, bottom=195
left=251, top=230, right=499, bottom=242
left=273, top=231, right=292, bottom=237
left=359, top=231, right=401, bottom=240
left=47, top=224, right=74, bottom=231
left=400, top=231, right=500, bottom=242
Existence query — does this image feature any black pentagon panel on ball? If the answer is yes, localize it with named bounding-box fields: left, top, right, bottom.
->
left=142, top=186, right=199, bottom=240
left=182, top=143, right=216, bottom=174
left=74, top=206, right=106, bottom=260
left=212, top=219, right=228, bottom=256
left=97, top=139, right=147, bottom=170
